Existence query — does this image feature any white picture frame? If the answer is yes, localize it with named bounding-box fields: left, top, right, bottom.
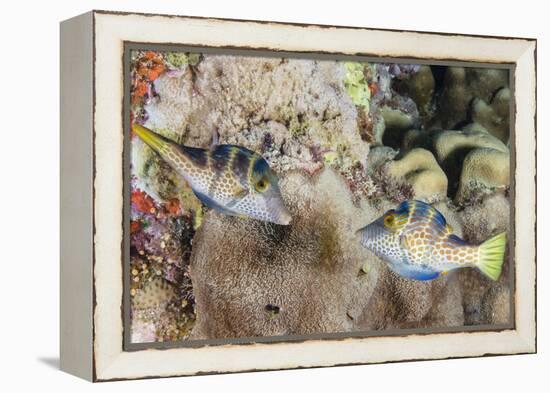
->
left=60, top=10, right=536, bottom=382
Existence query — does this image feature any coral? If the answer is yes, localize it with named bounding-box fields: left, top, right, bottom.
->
left=393, top=65, right=435, bottom=119
left=432, top=129, right=508, bottom=197
left=459, top=193, right=510, bottom=243
left=130, top=276, right=197, bottom=342
left=129, top=183, right=197, bottom=342
left=455, top=148, right=510, bottom=204
left=430, top=67, right=509, bottom=133
left=133, top=277, right=177, bottom=309
left=362, top=64, right=422, bottom=148
left=370, top=165, right=415, bottom=204
left=165, top=52, right=189, bottom=69
left=385, top=148, right=448, bottom=201
left=480, top=283, right=511, bottom=324
left=399, top=128, right=510, bottom=200
left=434, top=129, right=508, bottom=163
left=469, top=87, right=511, bottom=143
left=359, top=271, right=463, bottom=330
left=130, top=51, right=166, bottom=122
left=164, top=51, right=201, bottom=69
left=378, top=105, right=418, bottom=147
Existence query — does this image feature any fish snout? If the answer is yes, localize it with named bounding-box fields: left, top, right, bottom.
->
left=357, top=220, right=383, bottom=248
left=265, top=194, right=292, bottom=225
left=277, top=207, right=292, bottom=225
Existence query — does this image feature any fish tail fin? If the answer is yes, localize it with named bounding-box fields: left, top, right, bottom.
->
left=476, top=232, right=507, bottom=281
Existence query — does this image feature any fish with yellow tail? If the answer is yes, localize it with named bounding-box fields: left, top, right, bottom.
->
left=358, top=200, right=506, bottom=281
left=132, top=124, right=292, bottom=225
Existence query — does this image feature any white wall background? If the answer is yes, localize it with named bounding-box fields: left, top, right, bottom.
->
left=0, top=0, right=546, bottom=391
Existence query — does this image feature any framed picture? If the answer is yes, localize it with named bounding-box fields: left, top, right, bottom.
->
left=60, top=10, right=537, bottom=381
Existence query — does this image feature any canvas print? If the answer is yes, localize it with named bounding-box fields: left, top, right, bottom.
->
left=126, top=48, right=512, bottom=345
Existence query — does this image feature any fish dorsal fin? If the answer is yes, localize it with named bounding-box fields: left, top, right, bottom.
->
left=180, top=145, right=208, bottom=168
left=401, top=200, right=451, bottom=235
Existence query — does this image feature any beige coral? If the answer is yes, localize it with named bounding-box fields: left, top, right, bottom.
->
left=130, top=55, right=513, bottom=340
left=469, top=87, right=511, bottom=143
left=455, top=148, right=510, bottom=203
left=433, top=129, right=508, bottom=163
left=432, top=66, right=509, bottom=132
left=431, top=129, right=509, bottom=198
left=385, top=148, right=448, bottom=200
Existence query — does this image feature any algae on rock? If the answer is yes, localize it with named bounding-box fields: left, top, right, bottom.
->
left=144, top=56, right=369, bottom=181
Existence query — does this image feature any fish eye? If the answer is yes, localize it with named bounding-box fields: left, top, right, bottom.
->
left=255, top=177, right=269, bottom=193
left=383, top=213, right=396, bottom=228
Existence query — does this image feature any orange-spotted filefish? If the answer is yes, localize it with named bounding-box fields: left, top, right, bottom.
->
left=133, top=124, right=291, bottom=225
left=358, top=200, right=506, bottom=281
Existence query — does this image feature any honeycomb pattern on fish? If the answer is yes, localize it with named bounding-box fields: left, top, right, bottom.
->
left=358, top=200, right=506, bottom=281
left=133, top=124, right=291, bottom=225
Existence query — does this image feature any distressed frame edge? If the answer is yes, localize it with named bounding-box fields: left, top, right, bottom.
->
left=59, top=11, right=95, bottom=381
left=512, top=40, right=537, bottom=354
left=90, top=11, right=537, bottom=382
left=90, top=9, right=538, bottom=42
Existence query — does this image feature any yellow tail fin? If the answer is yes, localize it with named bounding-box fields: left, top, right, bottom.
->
left=477, top=232, right=507, bottom=281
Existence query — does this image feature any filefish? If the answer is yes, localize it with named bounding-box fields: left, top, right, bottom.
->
left=358, top=200, right=506, bottom=281
left=133, top=124, right=292, bottom=225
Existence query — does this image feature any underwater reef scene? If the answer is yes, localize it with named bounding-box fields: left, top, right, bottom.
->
left=129, top=50, right=511, bottom=343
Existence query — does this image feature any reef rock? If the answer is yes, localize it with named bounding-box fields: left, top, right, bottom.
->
left=143, top=56, right=369, bottom=183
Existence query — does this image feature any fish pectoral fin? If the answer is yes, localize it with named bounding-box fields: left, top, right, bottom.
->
left=225, top=187, right=249, bottom=209
left=193, top=190, right=237, bottom=216
left=399, top=234, right=412, bottom=251
left=234, top=187, right=249, bottom=199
